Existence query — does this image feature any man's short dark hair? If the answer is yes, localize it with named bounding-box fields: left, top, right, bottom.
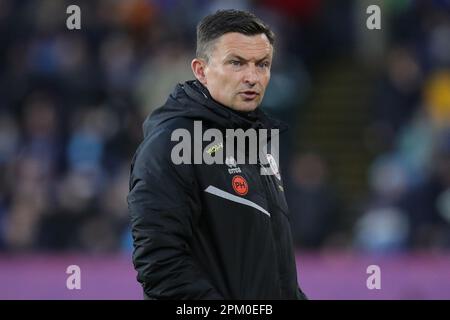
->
left=196, top=9, right=275, bottom=61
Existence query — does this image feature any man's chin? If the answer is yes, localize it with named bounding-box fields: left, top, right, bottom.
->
left=232, top=101, right=259, bottom=112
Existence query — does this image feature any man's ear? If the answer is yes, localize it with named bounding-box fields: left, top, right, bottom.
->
left=191, top=58, right=207, bottom=85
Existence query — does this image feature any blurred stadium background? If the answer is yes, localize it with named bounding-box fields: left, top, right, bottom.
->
left=1, top=0, right=450, bottom=299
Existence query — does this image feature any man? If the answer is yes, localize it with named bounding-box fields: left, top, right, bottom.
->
left=128, top=9, right=307, bottom=300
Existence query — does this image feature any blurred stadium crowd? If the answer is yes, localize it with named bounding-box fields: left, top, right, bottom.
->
left=0, top=0, right=449, bottom=255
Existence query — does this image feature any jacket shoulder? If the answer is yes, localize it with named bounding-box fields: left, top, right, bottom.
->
left=130, top=117, right=196, bottom=186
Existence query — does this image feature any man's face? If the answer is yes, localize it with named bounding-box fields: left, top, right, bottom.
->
left=199, top=32, right=273, bottom=112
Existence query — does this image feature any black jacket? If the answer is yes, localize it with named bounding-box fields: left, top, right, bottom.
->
left=128, top=80, right=306, bottom=299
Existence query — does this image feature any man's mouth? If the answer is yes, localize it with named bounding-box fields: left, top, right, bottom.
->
left=239, top=91, right=259, bottom=100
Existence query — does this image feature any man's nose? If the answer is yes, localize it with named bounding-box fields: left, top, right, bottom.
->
left=243, top=64, right=259, bottom=86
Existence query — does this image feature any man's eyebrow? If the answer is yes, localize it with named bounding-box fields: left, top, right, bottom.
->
left=225, top=54, right=271, bottom=62
left=256, top=55, right=271, bottom=63
left=225, top=54, right=247, bottom=61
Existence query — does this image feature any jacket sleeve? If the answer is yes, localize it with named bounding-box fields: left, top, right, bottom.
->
left=127, top=129, right=222, bottom=299
left=297, top=287, right=308, bottom=300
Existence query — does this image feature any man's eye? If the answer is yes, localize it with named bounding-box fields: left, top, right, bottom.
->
left=230, top=60, right=241, bottom=66
left=258, top=62, right=270, bottom=68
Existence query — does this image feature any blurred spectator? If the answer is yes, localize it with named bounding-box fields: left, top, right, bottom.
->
left=354, top=154, right=410, bottom=253
left=424, top=70, right=450, bottom=129
left=286, top=152, right=341, bottom=249
left=399, top=130, right=450, bottom=250
left=133, top=40, right=193, bottom=118
left=368, top=46, right=423, bottom=153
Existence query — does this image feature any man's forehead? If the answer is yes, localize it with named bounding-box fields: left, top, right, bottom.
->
left=214, top=32, right=273, bottom=59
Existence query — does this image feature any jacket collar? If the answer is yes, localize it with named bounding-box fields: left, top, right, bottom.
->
left=182, top=80, right=288, bottom=133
